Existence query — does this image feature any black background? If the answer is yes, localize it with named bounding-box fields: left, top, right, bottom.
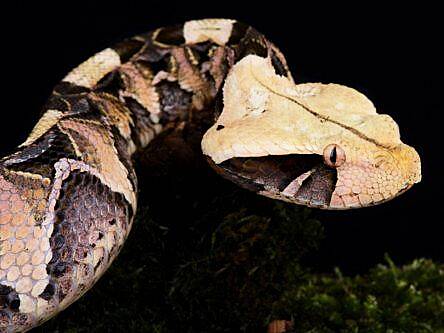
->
left=0, top=1, right=442, bottom=274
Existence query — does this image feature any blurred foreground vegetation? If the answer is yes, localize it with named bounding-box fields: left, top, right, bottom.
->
left=34, top=151, right=443, bottom=333
left=36, top=201, right=444, bottom=332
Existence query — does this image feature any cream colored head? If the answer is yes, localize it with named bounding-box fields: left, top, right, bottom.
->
left=202, top=55, right=421, bottom=209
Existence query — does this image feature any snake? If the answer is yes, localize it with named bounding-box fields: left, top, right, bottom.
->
left=0, top=19, right=421, bottom=332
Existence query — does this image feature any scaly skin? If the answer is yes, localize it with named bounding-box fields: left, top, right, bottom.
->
left=202, top=55, right=421, bottom=208
left=0, top=19, right=421, bottom=332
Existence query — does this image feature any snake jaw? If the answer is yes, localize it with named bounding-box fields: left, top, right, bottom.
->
left=207, top=154, right=340, bottom=209
left=204, top=136, right=421, bottom=210
left=208, top=141, right=421, bottom=210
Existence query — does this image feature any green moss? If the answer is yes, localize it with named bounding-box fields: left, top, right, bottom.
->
left=275, top=257, right=444, bottom=333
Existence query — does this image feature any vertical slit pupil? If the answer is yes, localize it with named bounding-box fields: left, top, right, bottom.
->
left=330, top=146, right=337, bottom=164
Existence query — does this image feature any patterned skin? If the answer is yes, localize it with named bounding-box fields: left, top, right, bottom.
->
left=0, top=19, right=421, bottom=331
left=202, top=55, right=421, bottom=208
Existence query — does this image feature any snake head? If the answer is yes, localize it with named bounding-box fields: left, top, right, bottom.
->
left=202, top=55, right=421, bottom=209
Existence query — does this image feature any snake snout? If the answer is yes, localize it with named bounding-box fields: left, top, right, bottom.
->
left=403, top=145, right=422, bottom=185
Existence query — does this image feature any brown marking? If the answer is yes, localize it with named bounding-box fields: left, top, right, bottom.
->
left=155, top=81, right=192, bottom=123
left=152, top=24, right=185, bottom=47
left=89, top=93, right=135, bottom=143
left=217, top=154, right=323, bottom=193
left=124, top=98, right=162, bottom=148
left=4, top=129, right=79, bottom=179
left=119, top=62, right=161, bottom=114
left=20, top=110, right=64, bottom=147
left=58, top=119, right=136, bottom=209
left=112, top=38, right=146, bottom=62
left=171, top=47, right=214, bottom=110
left=269, top=46, right=290, bottom=78
left=208, top=46, right=235, bottom=91
left=295, top=165, right=337, bottom=207
left=235, top=27, right=269, bottom=59
left=46, top=169, right=130, bottom=307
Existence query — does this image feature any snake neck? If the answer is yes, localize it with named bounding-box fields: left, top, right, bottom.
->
left=0, top=20, right=293, bottom=332
left=55, top=20, right=291, bottom=159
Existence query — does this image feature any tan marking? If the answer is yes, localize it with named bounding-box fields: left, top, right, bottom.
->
left=57, top=124, right=83, bottom=157
left=7, top=171, right=51, bottom=186
left=19, top=294, right=36, bottom=313
left=185, top=47, right=199, bottom=65
left=25, top=238, right=39, bottom=252
left=0, top=241, right=11, bottom=255
left=202, top=55, right=399, bottom=163
left=0, top=225, right=14, bottom=241
left=282, top=170, right=313, bottom=197
left=152, top=70, right=177, bottom=85
left=31, top=250, right=44, bottom=266
left=31, top=279, right=48, bottom=297
left=31, top=265, right=46, bottom=280
left=0, top=253, right=15, bottom=269
left=20, top=109, right=64, bottom=146
left=119, top=62, right=161, bottom=114
left=39, top=238, right=50, bottom=251
left=12, top=213, right=26, bottom=226
left=36, top=298, right=52, bottom=317
left=33, top=227, right=45, bottom=238
left=171, top=47, right=210, bottom=93
left=209, top=46, right=234, bottom=91
left=16, top=277, right=33, bottom=293
left=16, top=226, right=32, bottom=239
left=21, top=264, right=33, bottom=276
left=17, top=253, right=30, bottom=266
left=63, top=48, right=121, bottom=88
left=171, top=47, right=213, bottom=109
left=151, top=28, right=171, bottom=47
left=44, top=251, right=52, bottom=264
left=92, top=247, right=104, bottom=268
left=59, top=119, right=136, bottom=209
left=0, top=214, right=12, bottom=225
left=184, top=19, right=235, bottom=45
left=6, top=266, right=20, bottom=281
left=11, top=240, right=25, bottom=253
left=89, top=93, right=136, bottom=153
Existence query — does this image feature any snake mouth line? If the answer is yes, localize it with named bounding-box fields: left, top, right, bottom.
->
left=207, top=153, right=338, bottom=208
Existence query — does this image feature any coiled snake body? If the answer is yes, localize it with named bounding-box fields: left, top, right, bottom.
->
left=0, top=19, right=421, bottom=332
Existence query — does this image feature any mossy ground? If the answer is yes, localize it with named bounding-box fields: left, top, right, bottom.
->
left=33, top=151, right=444, bottom=333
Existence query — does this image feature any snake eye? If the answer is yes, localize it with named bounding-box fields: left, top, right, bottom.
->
left=323, top=144, right=346, bottom=168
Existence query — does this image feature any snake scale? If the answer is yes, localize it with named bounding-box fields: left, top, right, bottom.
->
left=0, top=19, right=421, bottom=332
